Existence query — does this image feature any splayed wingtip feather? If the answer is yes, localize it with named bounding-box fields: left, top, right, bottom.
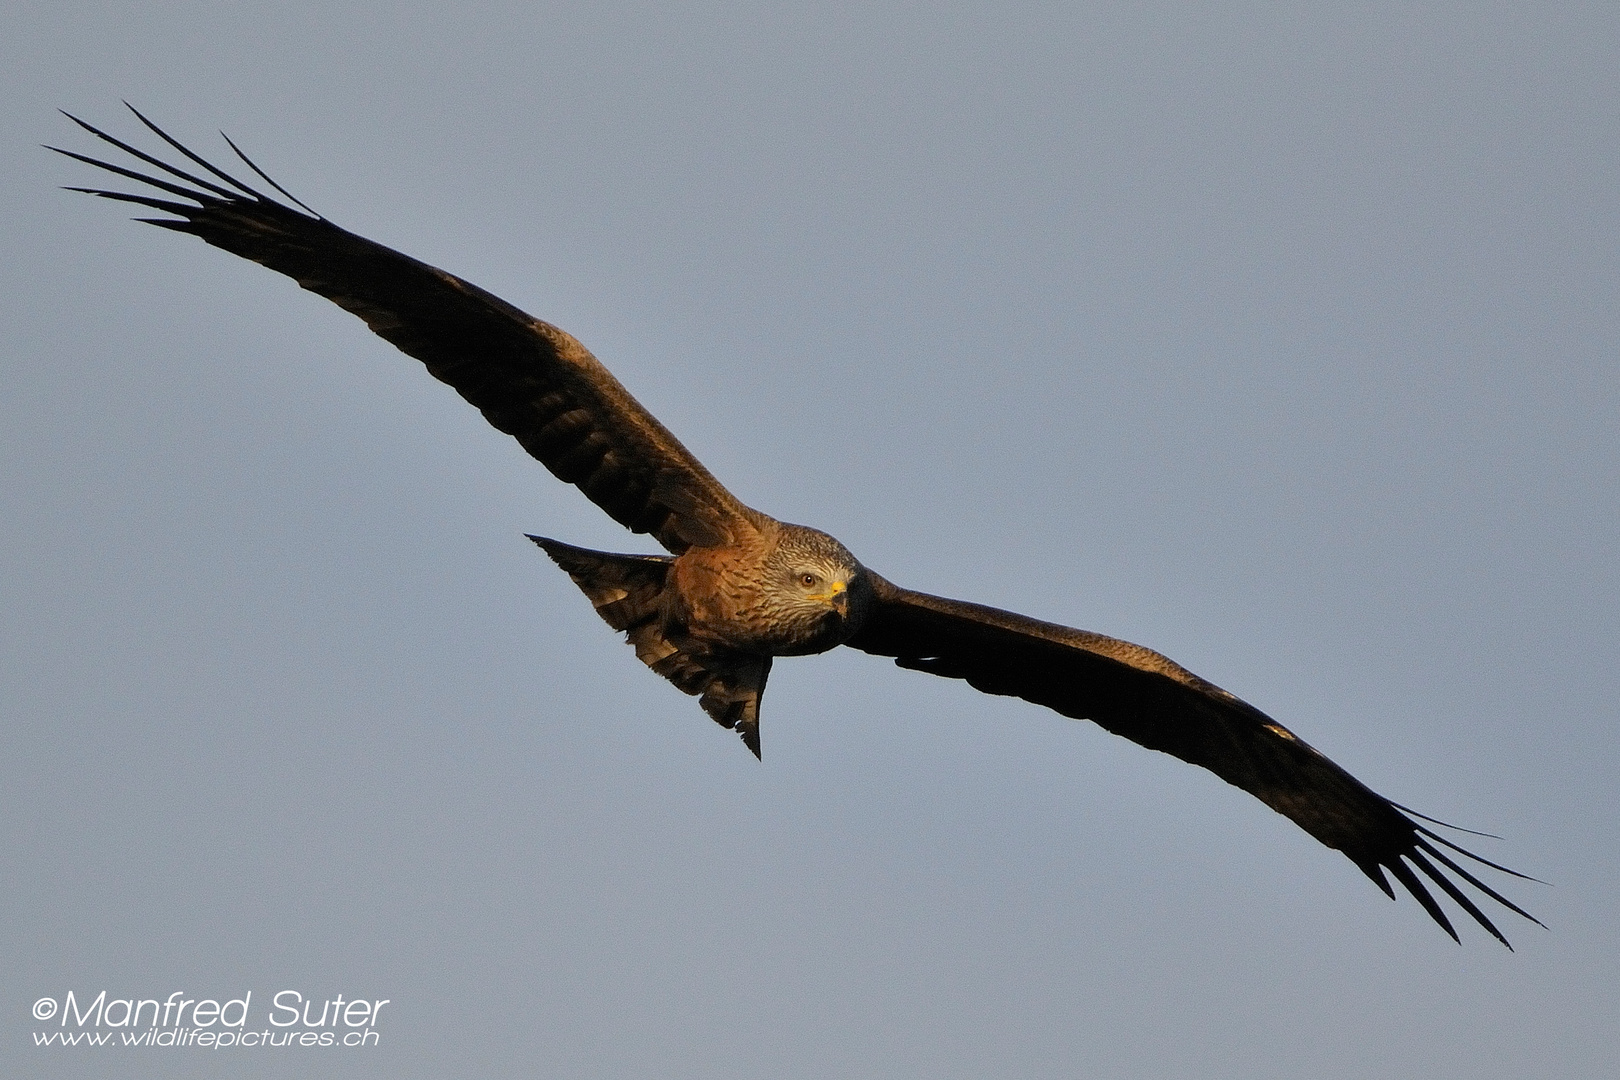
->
left=1385, top=857, right=1460, bottom=944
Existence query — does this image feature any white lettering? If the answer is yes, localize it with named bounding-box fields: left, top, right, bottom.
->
left=269, top=990, right=301, bottom=1027
left=62, top=990, right=105, bottom=1027
left=220, top=992, right=251, bottom=1026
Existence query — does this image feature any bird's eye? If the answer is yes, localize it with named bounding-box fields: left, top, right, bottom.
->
left=800, top=573, right=818, bottom=588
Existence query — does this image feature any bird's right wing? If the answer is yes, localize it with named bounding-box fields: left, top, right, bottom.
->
left=55, top=107, right=756, bottom=554
left=846, top=573, right=1540, bottom=946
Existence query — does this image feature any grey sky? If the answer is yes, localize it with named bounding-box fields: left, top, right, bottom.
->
left=3, top=3, right=1617, bottom=1078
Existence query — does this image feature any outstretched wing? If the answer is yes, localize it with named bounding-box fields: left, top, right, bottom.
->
left=846, top=573, right=1541, bottom=946
left=54, top=107, right=755, bottom=554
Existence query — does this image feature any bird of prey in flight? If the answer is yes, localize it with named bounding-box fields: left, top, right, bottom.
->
left=56, top=106, right=1540, bottom=946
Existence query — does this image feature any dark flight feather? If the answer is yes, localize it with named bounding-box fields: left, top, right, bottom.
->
left=61, top=109, right=1539, bottom=944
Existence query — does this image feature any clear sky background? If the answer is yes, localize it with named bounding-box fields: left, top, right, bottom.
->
left=3, top=3, right=1616, bottom=1078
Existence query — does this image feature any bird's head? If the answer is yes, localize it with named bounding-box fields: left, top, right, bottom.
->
left=762, top=524, right=872, bottom=654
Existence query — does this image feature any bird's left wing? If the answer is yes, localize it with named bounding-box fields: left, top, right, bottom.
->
left=846, top=573, right=1540, bottom=945
left=54, top=107, right=757, bottom=554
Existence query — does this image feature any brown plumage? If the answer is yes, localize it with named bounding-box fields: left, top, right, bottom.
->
left=57, top=106, right=1541, bottom=946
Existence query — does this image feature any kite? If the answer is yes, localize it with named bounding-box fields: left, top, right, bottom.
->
left=56, top=106, right=1541, bottom=946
